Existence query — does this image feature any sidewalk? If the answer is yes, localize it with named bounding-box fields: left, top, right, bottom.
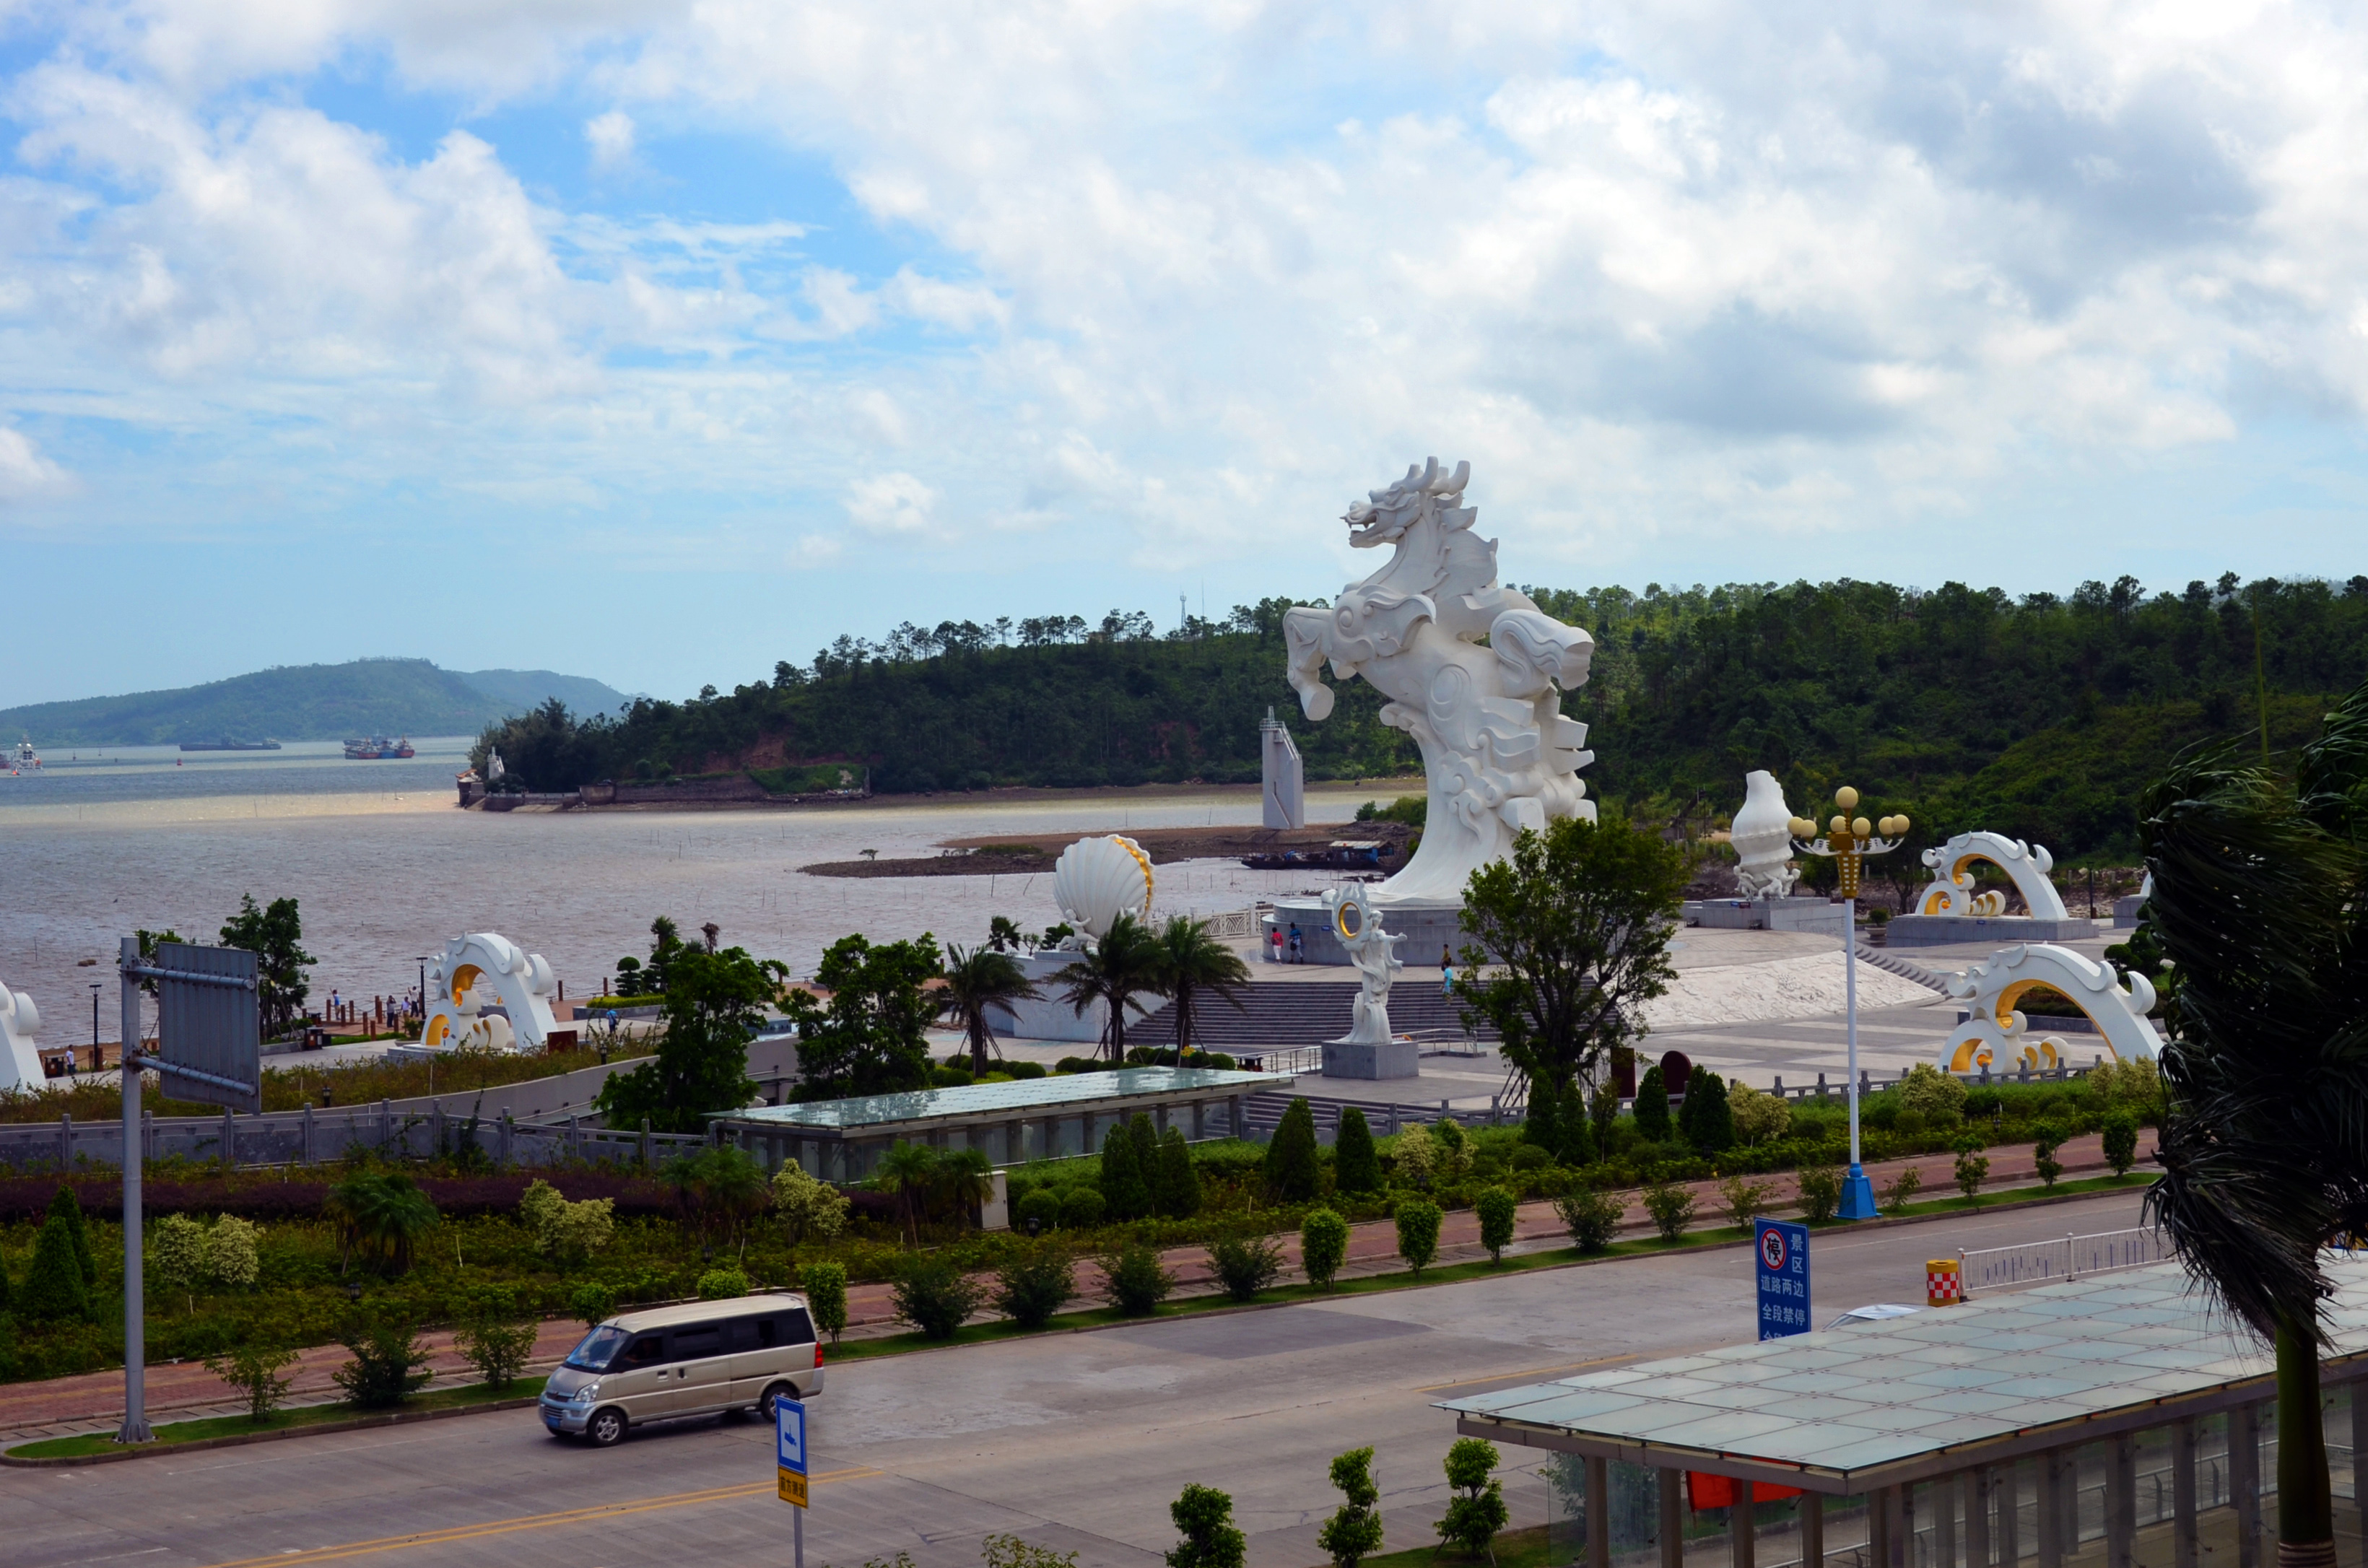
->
left=0, top=1129, right=2151, bottom=1445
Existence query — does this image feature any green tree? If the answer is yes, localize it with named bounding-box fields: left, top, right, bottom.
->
left=1155, top=915, right=1251, bottom=1057
left=152, top=1213, right=209, bottom=1315
left=455, top=1292, right=538, bottom=1388
left=1334, top=1107, right=1381, bottom=1195
left=993, top=1242, right=1076, bottom=1328
left=2102, top=1112, right=2141, bottom=1176
left=1437, top=1439, right=1510, bottom=1558
left=48, top=1187, right=94, bottom=1288
left=874, top=1141, right=943, bottom=1246
left=1300, top=1208, right=1350, bottom=1289
left=1318, top=1447, right=1386, bottom=1568
left=1153, top=1125, right=1202, bottom=1218
left=218, top=894, right=315, bottom=1038
left=1632, top=1065, right=1671, bottom=1141
left=598, top=944, right=785, bottom=1133
left=333, top=1320, right=435, bottom=1408
left=1475, top=1188, right=1518, bottom=1263
left=20, top=1210, right=88, bottom=1318
left=939, top=943, right=1041, bottom=1076
left=1677, top=1069, right=1733, bottom=1154
left=204, top=1343, right=299, bottom=1422
left=801, top=1260, right=848, bottom=1344
left=1053, top=914, right=1169, bottom=1063
left=1100, top=1120, right=1152, bottom=1221
left=784, top=933, right=943, bottom=1099
left=323, top=1172, right=440, bottom=1278
left=1457, top=815, right=1690, bottom=1140
left=1166, top=1484, right=1246, bottom=1568
left=1263, top=1097, right=1320, bottom=1202
left=2140, top=692, right=2368, bottom=1568
left=772, top=1162, right=852, bottom=1247
left=1395, top=1200, right=1442, bottom=1274
left=2032, top=1126, right=2066, bottom=1189
left=664, top=1145, right=772, bottom=1250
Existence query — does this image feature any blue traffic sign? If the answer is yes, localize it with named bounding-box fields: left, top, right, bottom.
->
left=1754, top=1218, right=1811, bottom=1341
left=776, top=1395, right=807, bottom=1476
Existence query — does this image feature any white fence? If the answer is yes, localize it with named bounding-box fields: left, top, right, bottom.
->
left=1959, top=1225, right=2177, bottom=1297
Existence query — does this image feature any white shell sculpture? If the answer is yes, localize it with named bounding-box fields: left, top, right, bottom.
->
left=1053, top=835, right=1155, bottom=941
left=1729, top=770, right=1801, bottom=899
left=0, top=980, right=41, bottom=1092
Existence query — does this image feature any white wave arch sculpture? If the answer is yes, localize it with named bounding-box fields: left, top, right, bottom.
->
left=422, top=932, right=561, bottom=1054
left=0, top=980, right=41, bottom=1091
left=1942, top=943, right=2162, bottom=1073
left=1053, top=835, right=1155, bottom=941
left=1918, top=831, right=2070, bottom=920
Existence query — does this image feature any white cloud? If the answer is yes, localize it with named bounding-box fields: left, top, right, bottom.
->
left=0, top=424, right=74, bottom=502
left=585, top=110, right=636, bottom=170
left=844, top=471, right=938, bottom=534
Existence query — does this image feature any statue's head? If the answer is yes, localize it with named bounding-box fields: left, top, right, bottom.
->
left=1343, top=456, right=1471, bottom=547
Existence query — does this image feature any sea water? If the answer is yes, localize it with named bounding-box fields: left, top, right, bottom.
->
left=0, top=739, right=1359, bottom=1026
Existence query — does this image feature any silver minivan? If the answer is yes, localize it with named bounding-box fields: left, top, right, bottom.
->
left=540, top=1294, right=824, bottom=1446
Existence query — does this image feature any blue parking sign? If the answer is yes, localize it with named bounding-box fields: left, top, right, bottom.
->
left=1754, top=1219, right=1811, bottom=1341
left=777, top=1396, right=807, bottom=1476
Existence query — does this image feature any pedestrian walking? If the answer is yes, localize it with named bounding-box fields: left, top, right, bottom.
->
left=1442, top=961, right=1455, bottom=998
left=1289, top=923, right=1304, bottom=963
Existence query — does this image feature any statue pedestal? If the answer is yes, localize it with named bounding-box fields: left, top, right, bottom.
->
left=1682, top=897, right=1847, bottom=939
left=1884, top=915, right=2102, bottom=949
left=1266, top=896, right=1471, bottom=966
left=1321, top=1037, right=1421, bottom=1079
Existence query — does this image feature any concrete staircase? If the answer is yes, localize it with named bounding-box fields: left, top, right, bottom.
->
left=1855, top=944, right=1951, bottom=993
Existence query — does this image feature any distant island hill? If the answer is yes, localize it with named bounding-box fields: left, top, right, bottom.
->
left=0, top=658, right=632, bottom=747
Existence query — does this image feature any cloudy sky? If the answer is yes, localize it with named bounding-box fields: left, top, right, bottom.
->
left=3, top=0, right=2365, bottom=706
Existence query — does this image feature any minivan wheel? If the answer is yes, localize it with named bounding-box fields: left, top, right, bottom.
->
left=759, top=1382, right=796, bottom=1420
left=586, top=1407, right=627, bottom=1447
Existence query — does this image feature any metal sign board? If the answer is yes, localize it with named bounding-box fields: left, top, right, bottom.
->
left=1755, top=1218, right=1811, bottom=1341
left=776, top=1395, right=808, bottom=1508
left=152, top=943, right=261, bottom=1112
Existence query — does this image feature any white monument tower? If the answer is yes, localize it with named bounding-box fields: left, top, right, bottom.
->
left=1260, top=707, right=1305, bottom=829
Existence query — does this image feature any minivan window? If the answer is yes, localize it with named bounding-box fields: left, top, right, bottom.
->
left=617, top=1334, right=668, bottom=1370
left=673, top=1324, right=725, bottom=1361
left=565, top=1325, right=631, bottom=1372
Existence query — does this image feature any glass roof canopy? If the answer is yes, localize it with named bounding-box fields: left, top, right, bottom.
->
left=1442, top=1257, right=2368, bottom=1494
left=713, top=1066, right=1279, bottom=1133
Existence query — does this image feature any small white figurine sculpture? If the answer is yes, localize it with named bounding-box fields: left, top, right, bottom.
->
left=1053, top=835, right=1155, bottom=941
left=1941, top=943, right=2161, bottom=1073
left=1728, top=770, right=1801, bottom=899
left=1325, top=887, right=1405, bottom=1045
left=1919, top=832, right=2070, bottom=920
left=1284, top=459, right=1597, bottom=905
left=422, top=932, right=562, bottom=1053
left=0, top=980, right=43, bottom=1092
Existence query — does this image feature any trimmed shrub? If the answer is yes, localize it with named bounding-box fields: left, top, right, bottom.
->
left=152, top=1214, right=209, bottom=1314
left=204, top=1343, right=299, bottom=1421
left=1952, top=1135, right=1991, bottom=1200
left=1263, top=1098, right=1320, bottom=1201
left=204, top=1215, right=261, bottom=1289
left=1640, top=1181, right=1695, bottom=1243
left=1523, top=1087, right=1562, bottom=1161
left=1391, top=1125, right=1435, bottom=1190
left=1395, top=1200, right=1442, bottom=1274
left=1318, top=1446, right=1385, bottom=1568
left=1897, top=1063, right=1969, bottom=1125
left=2032, top=1126, right=2065, bottom=1189
left=697, top=1267, right=750, bottom=1299
left=892, top=1255, right=983, bottom=1338
left=456, top=1292, right=538, bottom=1388
left=1432, top=1119, right=1471, bottom=1184
left=21, top=1210, right=89, bottom=1319
left=1795, top=1165, right=1842, bottom=1223
left=1474, top=1188, right=1517, bottom=1263
left=1728, top=1084, right=1792, bottom=1146
left=1554, top=1185, right=1622, bottom=1253
left=994, top=1244, right=1076, bottom=1329
left=802, top=1260, right=848, bottom=1344
left=1677, top=1070, right=1734, bottom=1154
left=1437, top=1437, right=1509, bottom=1557
left=1632, top=1066, right=1671, bottom=1141
left=2102, top=1112, right=2141, bottom=1176
left=569, top=1282, right=619, bottom=1328
left=1059, top=1187, right=1107, bottom=1229
left=48, top=1187, right=95, bottom=1289
left=1335, top=1107, right=1381, bottom=1194
left=1102, top=1242, right=1175, bottom=1316
left=1206, top=1233, right=1285, bottom=1302
left=333, top=1320, right=434, bottom=1408
left=1882, top=1166, right=1923, bottom=1214
left=1153, top=1126, right=1202, bottom=1219
left=1100, top=1121, right=1152, bottom=1221
left=1167, top=1484, right=1247, bottom=1568
left=1300, top=1208, right=1351, bottom=1289
left=770, top=1164, right=850, bottom=1247
left=1717, top=1175, right=1772, bottom=1232
left=1015, top=1188, right=1064, bottom=1232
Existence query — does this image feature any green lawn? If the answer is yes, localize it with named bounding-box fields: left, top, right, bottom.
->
left=8, top=1377, right=545, bottom=1460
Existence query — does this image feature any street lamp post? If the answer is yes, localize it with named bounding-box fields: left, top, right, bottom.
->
left=1790, top=787, right=1912, bottom=1222
left=414, top=957, right=429, bottom=1039
left=90, top=982, right=102, bottom=1071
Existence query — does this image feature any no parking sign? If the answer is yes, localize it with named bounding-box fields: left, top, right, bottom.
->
left=1755, top=1219, right=1811, bottom=1341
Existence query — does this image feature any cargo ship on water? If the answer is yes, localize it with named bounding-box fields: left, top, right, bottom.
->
left=9, top=735, right=38, bottom=770
left=344, top=736, right=417, bottom=759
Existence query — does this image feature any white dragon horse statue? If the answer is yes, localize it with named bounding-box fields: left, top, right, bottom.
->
left=1285, top=458, right=1597, bottom=905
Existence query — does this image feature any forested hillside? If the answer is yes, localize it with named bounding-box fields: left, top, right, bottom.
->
left=476, top=575, right=2368, bottom=861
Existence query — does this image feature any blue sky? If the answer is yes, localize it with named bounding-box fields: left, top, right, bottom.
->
left=2, top=1, right=2365, bottom=707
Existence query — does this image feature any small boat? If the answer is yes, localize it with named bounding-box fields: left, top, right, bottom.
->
left=1240, top=839, right=1396, bottom=871
left=10, top=735, right=38, bottom=770
left=344, top=736, right=417, bottom=759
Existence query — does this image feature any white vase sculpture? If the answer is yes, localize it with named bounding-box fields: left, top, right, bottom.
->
left=1730, top=770, right=1801, bottom=900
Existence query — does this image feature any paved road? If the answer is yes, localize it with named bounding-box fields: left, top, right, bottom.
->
left=1, top=1188, right=2155, bottom=1568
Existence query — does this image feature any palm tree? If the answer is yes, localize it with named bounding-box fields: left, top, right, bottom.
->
left=873, top=1141, right=941, bottom=1246
left=931, top=1146, right=997, bottom=1224
left=939, top=944, right=1042, bottom=1076
left=323, top=1171, right=440, bottom=1277
left=1156, top=915, right=1251, bottom=1061
left=1053, top=914, right=1170, bottom=1064
left=2141, top=686, right=2368, bottom=1568
left=664, top=1145, right=771, bottom=1253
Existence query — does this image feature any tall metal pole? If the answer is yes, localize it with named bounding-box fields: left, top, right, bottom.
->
left=117, top=936, right=152, bottom=1443
left=1837, top=893, right=1876, bottom=1218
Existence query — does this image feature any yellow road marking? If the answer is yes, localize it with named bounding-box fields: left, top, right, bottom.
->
left=193, top=1467, right=882, bottom=1568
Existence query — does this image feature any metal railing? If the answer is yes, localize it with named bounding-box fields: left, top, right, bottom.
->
left=0, top=1102, right=707, bottom=1172
left=1237, top=1045, right=1324, bottom=1075
left=1959, top=1224, right=2177, bottom=1297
